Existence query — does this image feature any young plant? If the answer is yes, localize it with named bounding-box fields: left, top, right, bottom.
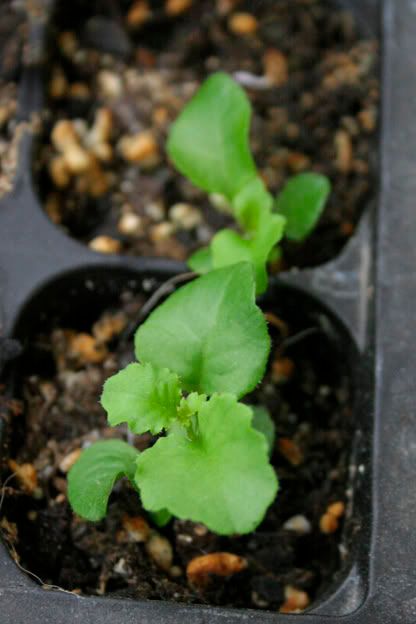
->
left=67, top=72, right=328, bottom=538
left=167, top=72, right=331, bottom=294
left=68, top=263, right=278, bottom=535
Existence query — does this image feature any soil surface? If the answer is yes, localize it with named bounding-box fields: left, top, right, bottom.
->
left=36, top=0, right=379, bottom=268
left=1, top=281, right=355, bottom=613
left=0, top=1, right=29, bottom=197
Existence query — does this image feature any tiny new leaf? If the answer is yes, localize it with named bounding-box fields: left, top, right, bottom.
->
left=232, top=177, right=273, bottom=232
left=101, top=362, right=181, bottom=435
left=135, top=394, right=278, bottom=535
left=167, top=72, right=256, bottom=200
left=135, top=263, right=270, bottom=398
left=275, top=172, right=331, bottom=241
left=68, top=440, right=139, bottom=521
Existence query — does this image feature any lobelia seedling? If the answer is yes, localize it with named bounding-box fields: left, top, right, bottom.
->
left=167, top=72, right=331, bottom=294
left=68, top=72, right=330, bottom=537
left=68, top=263, right=278, bottom=534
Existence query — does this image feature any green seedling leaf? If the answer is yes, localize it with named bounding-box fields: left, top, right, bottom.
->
left=211, top=211, right=286, bottom=294
left=101, top=362, right=181, bottom=435
left=150, top=509, right=173, bottom=528
left=135, top=394, right=278, bottom=535
left=68, top=440, right=139, bottom=522
left=136, top=263, right=270, bottom=398
left=251, top=405, right=275, bottom=456
left=188, top=246, right=213, bottom=274
left=275, top=172, right=331, bottom=241
left=167, top=72, right=257, bottom=200
left=177, top=392, right=208, bottom=423
left=233, top=177, right=273, bottom=231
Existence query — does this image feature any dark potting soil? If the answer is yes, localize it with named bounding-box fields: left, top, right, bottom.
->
left=36, top=0, right=378, bottom=268
left=1, top=286, right=355, bottom=613
left=0, top=1, right=30, bottom=198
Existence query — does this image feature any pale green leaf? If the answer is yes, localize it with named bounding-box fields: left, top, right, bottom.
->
left=68, top=440, right=139, bottom=521
left=233, top=177, right=273, bottom=231
left=188, top=246, right=213, bottom=274
left=276, top=172, right=331, bottom=241
left=135, top=263, right=270, bottom=398
left=177, top=392, right=208, bottom=422
left=210, top=211, right=286, bottom=294
left=150, top=509, right=173, bottom=527
left=135, top=394, right=278, bottom=535
left=101, top=362, right=181, bottom=435
left=167, top=72, right=257, bottom=200
left=251, top=405, right=275, bottom=456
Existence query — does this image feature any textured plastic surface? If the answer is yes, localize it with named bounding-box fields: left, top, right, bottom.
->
left=2, top=0, right=414, bottom=622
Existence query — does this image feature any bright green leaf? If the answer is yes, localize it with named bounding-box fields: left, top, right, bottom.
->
left=167, top=72, right=257, bottom=200
left=101, top=362, right=182, bottom=435
left=211, top=211, right=286, bottom=294
left=135, top=263, right=270, bottom=398
left=210, top=229, right=267, bottom=291
left=275, top=172, right=331, bottom=241
left=233, top=177, right=273, bottom=231
left=177, top=392, right=208, bottom=423
left=150, top=509, right=173, bottom=527
left=188, top=246, right=213, bottom=274
left=68, top=440, right=139, bottom=521
left=251, top=405, right=275, bottom=456
left=135, top=394, right=278, bottom=535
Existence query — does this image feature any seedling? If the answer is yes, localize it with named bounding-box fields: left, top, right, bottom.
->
left=167, top=72, right=331, bottom=294
left=68, top=263, right=278, bottom=535
left=68, top=73, right=330, bottom=537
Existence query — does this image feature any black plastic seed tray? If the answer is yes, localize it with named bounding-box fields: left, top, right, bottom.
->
left=1, top=0, right=415, bottom=622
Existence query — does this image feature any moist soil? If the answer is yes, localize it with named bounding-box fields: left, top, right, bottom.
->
left=36, top=0, right=379, bottom=268
left=0, top=1, right=29, bottom=198
left=1, top=283, right=355, bottom=613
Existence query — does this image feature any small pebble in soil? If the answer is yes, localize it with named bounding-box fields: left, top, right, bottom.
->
left=146, top=532, right=174, bottom=572
left=92, top=312, right=127, bottom=343
left=262, top=49, right=288, bottom=87
left=89, top=236, right=122, bottom=254
left=118, top=212, right=144, bottom=236
left=187, top=552, right=247, bottom=588
left=165, top=0, right=193, bottom=16
left=97, top=70, right=123, bottom=99
left=228, top=12, right=258, bottom=36
left=118, top=131, right=160, bottom=166
left=277, top=437, right=304, bottom=466
left=120, top=514, right=150, bottom=543
left=280, top=585, right=310, bottom=613
left=68, top=332, right=108, bottom=365
left=283, top=514, right=312, bottom=535
left=8, top=460, right=38, bottom=494
left=319, top=500, right=346, bottom=534
left=149, top=221, right=176, bottom=243
left=334, top=129, right=353, bottom=173
left=127, top=1, right=152, bottom=28
left=271, top=357, right=295, bottom=383
left=169, top=203, right=202, bottom=230
left=58, top=449, right=81, bottom=473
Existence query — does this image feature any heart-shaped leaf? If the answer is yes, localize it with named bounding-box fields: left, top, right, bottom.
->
left=135, top=263, right=270, bottom=398
left=135, top=394, right=278, bottom=535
